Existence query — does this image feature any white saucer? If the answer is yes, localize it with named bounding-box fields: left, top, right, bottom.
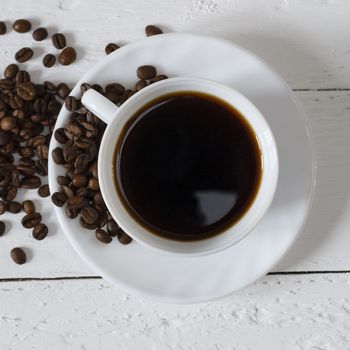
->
left=48, top=33, right=315, bottom=303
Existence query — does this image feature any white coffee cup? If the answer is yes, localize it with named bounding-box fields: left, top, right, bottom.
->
left=82, top=77, right=278, bottom=256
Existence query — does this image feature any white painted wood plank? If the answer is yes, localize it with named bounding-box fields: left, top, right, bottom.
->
left=0, top=0, right=349, bottom=89
left=0, top=274, right=349, bottom=349
left=1, top=91, right=350, bottom=277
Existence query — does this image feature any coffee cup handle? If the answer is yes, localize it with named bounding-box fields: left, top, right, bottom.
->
left=81, top=89, right=119, bottom=125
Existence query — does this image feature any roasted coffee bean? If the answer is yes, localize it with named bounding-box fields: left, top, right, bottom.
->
left=17, top=164, right=35, bottom=176
left=74, top=137, right=91, bottom=150
left=35, top=158, right=48, bottom=176
left=60, top=185, right=75, bottom=198
left=92, top=84, right=104, bottom=94
left=32, top=223, right=48, bottom=240
left=117, top=229, right=132, bottom=245
left=16, top=70, right=30, bottom=84
left=65, top=206, right=78, bottom=219
left=105, top=83, right=125, bottom=96
left=80, top=216, right=97, bottom=230
left=43, top=54, right=56, bottom=68
left=51, top=191, right=67, bottom=207
left=22, top=200, right=35, bottom=214
left=93, top=192, right=104, bottom=206
left=28, top=135, right=46, bottom=147
left=33, top=27, right=48, bottom=41
left=58, top=47, right=76, bottom=65
left=5, top=186, right=17, bottom=201
left=72, top=174, right=88, bottom=188
left=9, top=95, right=24, bottom=109
left=19, top=146, right=34, bottom=158
left=0, top=131, right=11, bottom=146
left=0, top=117, right=16, bottom=131
left=74, top=153, right=89, bottom=174
left=145, top=25, right=163, bottom=36
left=13, top=19, right=31, bottom=33
left=150, top=74, right=168, bottom=83
left=52, top=33, right=66, bottom=49
left=44, top=80, right=57, bottom=93
left=120, top=89, right=135, bottom=104
left=7, top=201, right=22, bottom=213
left=17, top=82, right=37, bottom=101
left=75, top=187, right=88, bottom=197
left=21, top=175, right=41, bottom=189
left=57, top=176, right=70, bottom=186
left=57, top=83, right=70, bottom=99
left=105, top=43, right=119, bottom=55
left=11, top=247, right=26, bottom=265
left=54, top=128, right=68, bottom=144
left=135, top=79, right=148, bottom=91
left=65, top=122, right=82, bottom=139
left=95, top=228, right=112, bottom=243
left=66, top=195, right=87, bottom=210
left=0, top=78, right=15, bottom=90
left=38, top=184, right=50, bottom=197
left=15, top=47, right=33, bottom=63
left=0, top=201, right=6, bottom=215
left=81, top=206, right=99, bottom=225
left=65, top=96, right=79, bottom=112
left=137, top=65, right=157, bottom=80
left=80, top=83, right=92, bottom=95
left=22, top=212, right=42, bottom=228
left=4, top=64, right=19, bottom=79
left=88, top=177, right=99, bottom=191
left=0, top=221, right=5, bottom=236
left=107, top=219, right=119, bottom=237
left=52, top=147, right=64, bottom=164
left=97, top=210, right=108, bottom=228
left=36, top=144, right=49, bottom=159
left=104, top=91, right=120, bottom=103
left=48, top=100, right=61, bottom=114
left=0, top=21, right=6, bottom=35
left=19, top=157, right=35, bottom=167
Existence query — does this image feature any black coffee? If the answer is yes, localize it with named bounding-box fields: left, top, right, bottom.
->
left=114, top=92, right=262, bottom=241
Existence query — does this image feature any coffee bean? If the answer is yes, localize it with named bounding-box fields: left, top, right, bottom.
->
left=52, top=33, right=66, bottom=49
left=150, top=74, right=168, bottom=83
left=5, top=186, right=17, bottom=201
left=106, top=219, right=119, bottom=237
left=117, top=229, right=132, bottom=245
left=43, top=54, right=56, bottom=68
left=137, top=65, right=157, bottom=80
left=38, top=184, right=50, bottom=197
left=0, top=21, right=6, bottom=35
left=0, top=201, right=7, bottom=215
left=74, top=154, right=90, bottom=174
left=72, top=174, right=88, bottom=188
left=58, top=47, right=76, bottom=65
left=32, top=223, right=48, bottom=240
left=51, top=191, right=67, bottom=207
left=54, top=128, right=68, bottom=144
left=36, top=144, right=49, bottom=159
left=33, top=27, right=48, bottom=41
left=0, top=221, right=5, bottom=236
left=65, top=96, right=79, bottom=112
left=65, top=122, right=82, bottom=140
left=0, top=78, right=15, bottom=90
left=23, top=200, right=35, bottom=214
left=15, top=47, right=33, bottom=63
left=52, top=147, right=64, bottom=164
left=105, top=83, right=125, bottom=96
left=22, top=212, right=42, bottom=228
left=66, top=196, right=87, bottom=210
left=17, top=164, right=35, bottom=176
left=0, top=117, right=16, bottom=131
left=17, top=82, right=37, bottom=101
left=16, top=70, right=30, bottom=84
left=57, top=176, right=70, bottom=186
left=7, top=201, right=22, bottom=214
left=120, top=89, right=135, bottom=104
left=81, top=206, right=99, bottom=225
left=21, top=175, right=41, bottom=189
left=11, top=247, right=26, bottom=265
left=44, top=81, right=57, bottom=93
left=0, top=131, right=11, bottom=146
left=88, top=177, right=99, bottom=192
left=135, top=79, right=148, bottom=91
left=4, top=64, right=19, bottom=79
left=13, top=19, right=31, bottom=33
left=145, top=25, right=163, bottom=36
left=65, top=206, right=78, bottom=219
left=95, top=228, right=112, bottom=243
left=105, top=43, right=119, bottom=55
left=57, top=83, right=70, bottom=99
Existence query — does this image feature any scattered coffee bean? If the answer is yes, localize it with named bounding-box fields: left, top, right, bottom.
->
left=145, top=25, right=163, bottom=36
left=16, top=70, right=30, bottom=84
left=106, top=219, right=119, bottom=237
left=66, top=196, right=87, bottom=210
left=105, top=43, right=119, bottom=55
left=105, top=83, right=124, bottom=95
left=17, top=82, right=37, bottom=101
left=135, top=79, right=148, bottom=91
left=54, top=128, right=68, bottom=144
left=21, top=176, right=41, bottom=189
left=7, top=201, right=22, bottom=214
left=51, top=191, right=67, bottom=207
left=72, top=174, right=88, bottom=188
left=150, top=74, right=168, bottom=83
left=32, top=223, right=48, bottom=240
left=58, top=47, right=76, bottom=65
left=88, top=177, right=99, bottom=192
left=57, top=176, right=70, bottom=186
left=57, top=83, right=71, bottom=99
left=43, top=54, right=56, bottom=68
left=33, top=27, right=48, bottom=41
left=11, top=247, right=26, bottom=265
left=4, top=64, right=19, bottom=79
left=0, top=116, right=16, bottom=131
left=52, top=33, right=66, bottom=49
left=22, top=200, right=35, bottom=214
left=81, top=206, right=99, bottom=225
left=65, top=96, right=79, bottom=111
left=117, top=229, right=132, bottom=245
left=22, top=212, right=42, bottom=228
left=0, top=21, right=6, bottom=35
left=0, top=221, right=5, bottom=236
left=13, top=19, right=31, bottom=33
left=137, top=65, right=157, bottom=80
left=0, top=201, right=7, bottom=215
left=38, top=184, right=50, bottom=197
left=52, top=147, right=64, bottom=164
left=15, top=47, right=33, bottom=63
left=95, top=228, right=112, bottom=243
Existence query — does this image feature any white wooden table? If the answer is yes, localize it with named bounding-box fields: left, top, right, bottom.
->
left=1, top=0, right=350, bottom=348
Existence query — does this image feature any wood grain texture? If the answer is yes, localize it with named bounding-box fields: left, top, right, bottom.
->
left=0, top=274, right=349, bottom=349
